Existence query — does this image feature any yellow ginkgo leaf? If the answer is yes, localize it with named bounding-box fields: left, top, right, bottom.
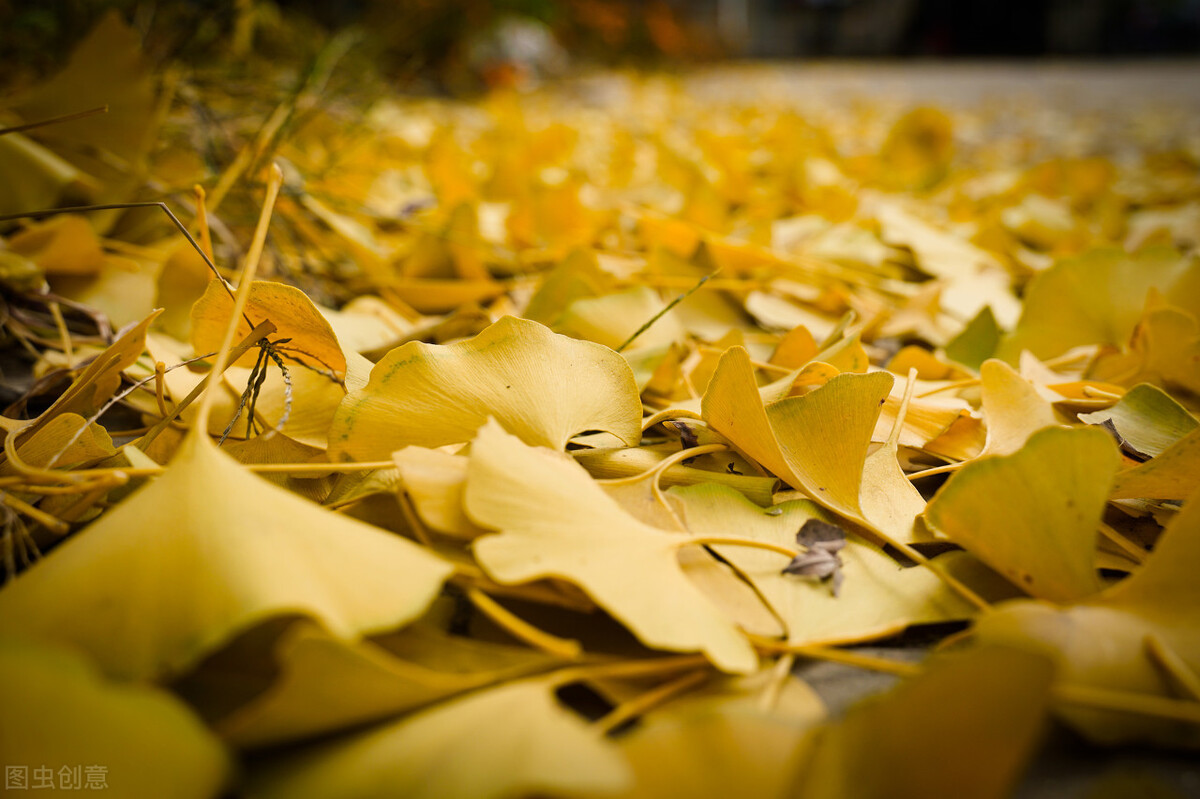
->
left=979, top=358, right=1063, bottom=457
left=9, top=11, right=157, bottom=167
left=702, top=347, right=888, bottom=525
left=924, top=426, right=1119, bottom=603
left=191, top=279, right=347, bottom=379
left=245, top=676, right=632, bottom=799
left=466, top=419, right=758, bottom=674
left=7, top=214, right=105, bottom=275
left=763, top=373, right=893, bottom=520
left=394, top=446, right=484, bottom=539
left=971, top=486, right=1200, bottom=745
left=672, top=484, right=975, bottom=645
left=0, top=433, right=453, bottom=681
left=1, top=636, right=231, bottom=799
left=793, top=646, right=1054, bottom=799
left=602, top=672, right=823, bottom=799
left=860, top=373, right=929, bottom=544
left=1109, top=427, right=1200, bottom=500
left=0, top=412, right=113, bottom=476
left=36, top=309, right=160, bottom=428
left=202, top=620, right=559, bottom=749
left=1093, top=304, right=1200, bottom=397
left=996, top=246, right=1200, bottom=363
left=328, top=316, right=642, bottom=460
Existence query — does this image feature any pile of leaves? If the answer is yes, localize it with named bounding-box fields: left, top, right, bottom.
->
left=2, top=14, right=1200, bottom=798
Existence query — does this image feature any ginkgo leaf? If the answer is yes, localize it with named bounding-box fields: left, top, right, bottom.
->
left=944, top=305, right=1000, bottom=372
left=191, top=279, right=348, bottom=378
left=702, top=346, right=893, bottom=526
left=1079, top=383, right=1197, bottom=459
left=205, top=620, right=559, bottom=749
left=0, top=412, right=113, bottom=476
left=0, top=433, right=453, bottom=681
left=978, top=358, right=1063, bottom=457
left=394, top=445, right=484, bottom=538
left=245, top=676, right=632, bottom=799
left=328, top=316, right=642, bottom=460
left=1, top=636, right=231, bottom=799
left=793, top=646, right=1054, bottom=799
left=860, top=375, right=929, bottom=544
left=1109, top=427, right=1200, bottom=501
left=7, top=213, right=105, bottom=276
left=9, top=11, right=158, bottom=166
left=971, top=485, right=1200, bottom=745
left=995, top=246, right=1200, bottom=362
left=924, top=426, right=1118, bottom=603
left=671, top=484, right=975, bottom=645
left=1092, top=303, right=1200, bottom=396
left=601, top=673, right=823, bottom=799
left=466, top=419, right=758, bottom=673
left=523, top=247, right=611, bottom=327
left=32, top=309, right=160, bottom=430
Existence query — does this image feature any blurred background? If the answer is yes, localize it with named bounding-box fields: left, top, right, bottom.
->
left=3, top=0, right=1199, bottom=89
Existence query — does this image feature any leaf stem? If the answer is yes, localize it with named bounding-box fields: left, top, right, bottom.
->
left=680, top=536, right=799, bottom=560
left=592, top=669, right=710, bottom=735
left=463, top=587, right=583, bottom=660
left=194, top=164, right=283, bottom=434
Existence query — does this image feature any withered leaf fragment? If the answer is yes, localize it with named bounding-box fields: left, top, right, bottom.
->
left=783, top=519, right=848, bottom=596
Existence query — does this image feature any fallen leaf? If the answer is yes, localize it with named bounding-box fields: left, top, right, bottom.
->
left=466, top=419, right=758, bottom=673
left=671, top=484, right=975, bottom=645
left=924, top=426, right=1118, bottom=602
left=328, top=316, right=642, bottom=460
left=1, top=636, right=231, bottom=799
left=0, top=433, right=453, bottom=680
left=793, top=646, right=1054, bottom=799
left=245, top=676, right=632, bottom=799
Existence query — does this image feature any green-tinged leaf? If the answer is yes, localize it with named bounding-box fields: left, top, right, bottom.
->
left=1, top=636, right=231, bottom=799
left=925, top=426, right=1119, bottom=603
left=996, top=247, right=1200, bottom=362
left=1079, top=383, right=1198, bottom=459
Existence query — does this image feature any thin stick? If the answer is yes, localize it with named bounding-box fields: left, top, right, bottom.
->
left=464, top=587, right=583, bottom=660
left=0, top=202, right=225, bottom=288
left=193, top=185, right=215, bottom=262
left=593, top=670, right=709, bottom=735
left=616, top=273, right=712, bottom=352
left=0, top=105, right=108, bottom=137
left=194, top=164, right=283, bottom=434
left=133, top=322, right=274, bottom=451
left=907, top=461, right=966, bottom=481
left=394, top=492, right=433, bottom=548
